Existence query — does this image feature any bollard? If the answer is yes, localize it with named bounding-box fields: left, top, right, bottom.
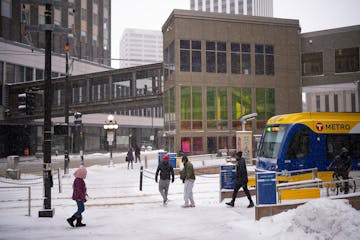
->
left=57, top=168, right=62, bottom=193
left=145, top=155, right=148, bottom=169
left=139, top=166, right=143, bottom=191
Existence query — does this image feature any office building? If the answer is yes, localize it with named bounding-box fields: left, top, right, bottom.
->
left=119, top=28, right=163, bottom=68
left=162, top=10, right=301, bottom=155
left=190, top=0, right=273, bottom=17
left=301, top=25, right=360, bottom=112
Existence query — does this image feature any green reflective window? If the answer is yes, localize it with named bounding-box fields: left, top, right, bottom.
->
left=181, top=86, right=191, bottom=120
left=256, top=88, right=275, bottom=120
left=207, top=87, right=216, bottom=120
left=192, top=87, right=202, bottom=120
left=218, top=88, right=228, bottom=120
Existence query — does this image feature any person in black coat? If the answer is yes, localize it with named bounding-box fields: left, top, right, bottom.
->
left=155, top=154, right=175, bottom=206
left=328, top=147, right=352, bottom=194
left=226, top=151, right=254, bottom=208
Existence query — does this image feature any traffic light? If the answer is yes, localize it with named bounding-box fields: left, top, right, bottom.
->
left=17, top=92, right=35, bottom=115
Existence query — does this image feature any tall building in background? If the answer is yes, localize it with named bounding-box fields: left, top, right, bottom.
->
left=119, top=28, right=163, bottom=68
left=0, top=0, right=111, bottom=66
left=190, top=0, right=273, bottom=17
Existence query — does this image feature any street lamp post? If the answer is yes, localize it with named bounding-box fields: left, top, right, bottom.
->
left=104, top=114, right=118, bottom=166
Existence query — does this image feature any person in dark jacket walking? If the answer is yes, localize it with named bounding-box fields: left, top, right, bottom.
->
left=226, top=151, right=254, bottom=208
left=67, top=167, right=88, bottom=227
left=155, top=154, right=174, bottom=206
left=134, top=145, right=141, bottom=163
left=328, top=147, right=352, bottom=194
left=126, top=147, right=134, bottom=169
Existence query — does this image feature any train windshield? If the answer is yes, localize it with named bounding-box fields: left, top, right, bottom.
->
left=257, top=125, right=288, bottom=159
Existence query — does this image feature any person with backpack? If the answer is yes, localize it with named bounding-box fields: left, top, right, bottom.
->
left=226, top=151, right=254, bottom=208
left=155, top=154, right=174, bottom=206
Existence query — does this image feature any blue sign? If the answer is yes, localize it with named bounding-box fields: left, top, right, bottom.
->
left=256, top=172, right=277, bottom=205
left=168, top=153, right=177, bottom=168
left=220, top=165, right=236, bottom=189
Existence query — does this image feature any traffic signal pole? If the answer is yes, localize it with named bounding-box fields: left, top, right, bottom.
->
left=39, top=3, right=55, bottom=218
left=64, top=43, right=70, bottom=175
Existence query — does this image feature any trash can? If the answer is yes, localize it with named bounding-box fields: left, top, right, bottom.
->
left=7, top=155, right=19, bottom=169
left=6, top=155, right=20, bottom=179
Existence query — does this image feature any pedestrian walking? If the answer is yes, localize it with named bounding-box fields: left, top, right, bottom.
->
left=155, top=154, right=175, bottom=206
left=179, top=155, right=195, bottom=208
left=226, top=151, right=254, bottom=208
left=135, top=145, right=141, bottom=163
left=67, top=167, right=88, bottom=227
left=127, top=147, right=134, bottom=169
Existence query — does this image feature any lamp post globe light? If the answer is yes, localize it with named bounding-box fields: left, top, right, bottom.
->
left=104, top=114, right=118, bottom=166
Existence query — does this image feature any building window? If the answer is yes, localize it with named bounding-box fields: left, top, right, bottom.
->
left=351, top=93, right=356, bottom=112
left=255, top=44, right=274, bottom=75
left=316, top=95, right=320, bottom=112
left=242, top=43, right=251, bottom=74
left=207, top=87, right=216, bottom=128
left=192, top=87, right=202, bottom=129
left=335, top=47, right=359, bottom=73
left=21, top=4, right=31, bottom=24
left=214, top=0, right=218, bottom=12
left=255, top=44, right=264, bottom=75
left=334, top=94, right=338, bottom=112
left=180, top=40, right=201, bottom=72
left=181, top=86, right=191, bottom=130
left=217, top=42, right=227, bottom=73
left=54, top=7, right=61, bottom=26
left=1, top=0, right=12, bottom=18
left=38, top=5, right=45, bottom=24
left=192, top=41, right=202, bottom=72
left=231, top=43, right=241, bottom=74
left=180, top=40, right=190, bottom=72
left=302, top=52, right=323, bottom=76
left=193, top=137, right=203, bottom=154
left=25, top=67, right=33, bottom=82
left=36, top=69, right=44, bottom=80
left=206, top=41, right=216, bottom=73
left=256, top=88, right=275, bottom=121
left=6, top=63, right=15, bottom=83
left=232, top=88, right=252, bottom=130
left=265, top=45, right=274, bottom=75
left=325, top=95, right=329, bottom=112
left=206, top=41, right=227, bottom=73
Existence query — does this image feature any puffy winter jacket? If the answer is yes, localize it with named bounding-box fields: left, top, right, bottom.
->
left=155, top=160, right=174, bottom=181
left=234, top=157, right=248, bottom=186
left=72, top=178, right=87, bottom=202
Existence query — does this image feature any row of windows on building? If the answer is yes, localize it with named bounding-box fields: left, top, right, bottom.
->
left=315, top=93, right=357, bottom=112
left=302, top=47, right=359, bottom=76
left=177, top=40, right=274, bottom=75
left=164, top=86, right=275, bottom=131
left=0, top=61, right=63, bottom=84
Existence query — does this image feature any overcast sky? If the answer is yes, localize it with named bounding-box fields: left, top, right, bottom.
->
left=111, top=0, right=360, bottom=67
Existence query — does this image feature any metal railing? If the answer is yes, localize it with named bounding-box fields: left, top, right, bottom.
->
left=0, top=186, right=31, bottom=216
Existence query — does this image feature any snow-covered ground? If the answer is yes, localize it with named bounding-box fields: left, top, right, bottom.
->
left=0, top=154, right=359, bottom=240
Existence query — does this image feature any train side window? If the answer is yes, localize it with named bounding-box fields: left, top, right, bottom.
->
left=326, top=135, right=350, bottom=160
left=286, top=128, right=309, bottom=159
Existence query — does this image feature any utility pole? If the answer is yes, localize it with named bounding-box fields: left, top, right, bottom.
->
left=20, top=0, right=74, bottom=218
left=64, top=41, right=70, bottom=174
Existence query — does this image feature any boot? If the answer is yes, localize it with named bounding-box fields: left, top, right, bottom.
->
left=76, top=216, right=86, bottom=227
left=226, top=200, right=234, bottom=207
left=66, top=215, right=77, bottom=227
left=247, top=200, right=254, bottom=208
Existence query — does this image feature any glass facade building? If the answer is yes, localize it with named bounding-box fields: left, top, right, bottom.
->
left=162, top=10, right=301, bottom=155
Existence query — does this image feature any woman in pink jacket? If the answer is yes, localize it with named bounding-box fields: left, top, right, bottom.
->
left=67, top=167, right=87, bottom=227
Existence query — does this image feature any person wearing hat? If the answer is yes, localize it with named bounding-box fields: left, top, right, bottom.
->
left=155, top=154, right=175, bottom=206
left=226, top=151, right=254, bottom=208
left=67, top=167, right=88, bottom=227
left=328, top=147, right=352, bottom=194
left=179, top=155, right=196, bottom=208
